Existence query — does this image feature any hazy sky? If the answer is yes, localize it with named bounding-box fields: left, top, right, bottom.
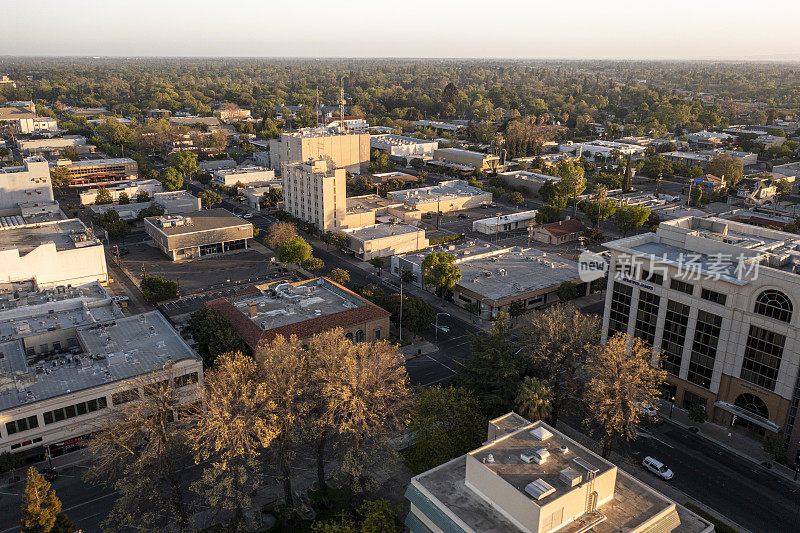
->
left=3, top=0, right=800, bottom=60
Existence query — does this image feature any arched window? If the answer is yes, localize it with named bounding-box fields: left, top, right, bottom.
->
left=754, top=290, right=793, bottom=323
left=734, top=393, right=769, bottom=419
left=355, top=330, right=365, bottom=343
left=345, top=332, right=354, bottom=341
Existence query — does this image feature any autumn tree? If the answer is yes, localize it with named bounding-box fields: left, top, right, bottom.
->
left=521, top=305, right=600, bottom=424
left=329, top=268, right=350, bottom=285
left=515, top=376, right=553, bottom=422
left=200, top=190, right=221, bottom=208
left=278, top=236, right=312, bottom=264
left=584, top=334, right=667, bottom=457
left=85, top=371, right=195, bottom=531
left=264, top=221, right=298, bottom=249
left=20, top=468, right=62, bottom=533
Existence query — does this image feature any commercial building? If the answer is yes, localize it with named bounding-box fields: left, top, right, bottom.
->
left=0, top=285, right=202, bottom=456
left=144, top=208, right=254, bottom=261
left=453, top=248, right=586, bottom=319
left=212, top=166, right=276, bottom=187
left=241, top=185, right=278, bottom=211
left=371, top=172, right=419, bottom=186
left=90, top=191, right=202, bottom=221
left=534, top=219, right=587, bottom=245
left=412, top=120, right=465, bottom=133
left=662, top=149, right=758, bottom=169
left=342, top=223, right=429, bottom=261
left=55, top=157, right=139, bottom=187
left=370, top=134, right=438, bottom=160
left=325, top=116, right=369, bottom=131
left=686, top=130, right=735, bottom=147
left=79, top=178, right=163, bottom=205
left=268, top=129, right=370, bottom=174
left=387, top=180, right=492, bottom=215
left=282, top=158, right=349, bottom=231
left=405, top=412, right=712, bottom=533
left=473, top=210, right=538, bottom=235
left=0, top=219, right=108, bottom=288
left=198, top=159, right=237, bottom=173
left=205, top=277, right=391, bottom=349
left=12, top=116, right=58, bottom=135
left=602, top=216, right=800, bottom=460
left=0, top=157, right=54, bottom=211
left=498, top=170, right=561, bottom=195
left=168, top=116, right=222, bottom=129
left=513, top=152, right=580, bottom=169
left=216, top=106, right=252, bottom=123
left=18, top=136, right=93, bottom=158
left=558, top=140, right=646, bottom=160
left=432, top=148, right=501, bottom=172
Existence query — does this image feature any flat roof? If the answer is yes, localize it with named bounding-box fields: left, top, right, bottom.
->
left=213, top=166, right=271, bottom=175
left=474, top=210, right=538, bottom=226
left=344, top=223, right=423, bottom=242
left=435, top=147, right=499, bottom=160
left=346, top=194, right=402, bottom=212
left=457, top=249, right=580, bottom=300
left=387, top=180, right=488, bottom=205
left=398, top=239, right=509, bottom=266
left=0, top=219, right=100, bottom=253
left=146, top=208, right=251, bottom=236
left=499, top=170, right=561, bottom=183
left=370, top=134, right=436, bottom=147
left=0, top=309, right=198, bottom=412
left=65, top=157, right=136, bottom=168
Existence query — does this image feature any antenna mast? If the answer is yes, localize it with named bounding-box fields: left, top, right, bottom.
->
left=339, top=77, right=346, bottom=132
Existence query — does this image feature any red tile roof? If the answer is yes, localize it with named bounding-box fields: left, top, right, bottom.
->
left=538, top=218, right=586, bottom=237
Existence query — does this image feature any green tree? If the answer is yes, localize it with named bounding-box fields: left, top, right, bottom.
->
left=93, top=209, right=131, bottom=241
left=49, top=167, right=70, bottom=189
left=689, top=185, right=703, bottom=206
left=159, top=166, right=183, bottom=191
left=302, top=256, right=324, bottom=272
left=640, top=154, right=673, bottom=179
left=0, top=451, right=24, bottom=474
left=169, top=151, right=198, bottom=182
left=369, top=257, right=385, bottom=273
left=688, top=404, right=708, bottom=424
left=407, top=386, right=487, bottom=473
left=509, top=300, right=526, bottom=319
left=136, top=205, right=165, bottom=220
left=557, top=161, right=586, bottom=217
left=706, top=154, right=743, bottom=186
left=515, top=376, right=553, bottom=422
left=135, top=190, right=150, bottom=202
left=535, top=204, right=563, bottom=224
left=421, top=252, right=461, bottom=298
left=322, top=231, right=350, bottom=250
left=507, top=191, right=525, bottom=205
left=763, top=433, right=787, bottom=462
left=20, top=467, right=61, bottom=533
left=556, top=281, right=578, bottom=301
left=329, top=268, right=350, bottom=285
left=139, top=275, right=178, bottom=303
left=200, top=190, right=222, bottom=209
left=94, top=187, right=113, bottom=205
left=614, top=205, right=651, bottom=236
left=117, top=192, right=130, bottom=205
left=189, top=308, right=249, bottom=367
left=359, top=499, right=402, bottom=533
left=582, top=200, right=616, bottom=228
left=622, top=155, right=633, bottom=192
left=278, top=236, right=312, bottom=264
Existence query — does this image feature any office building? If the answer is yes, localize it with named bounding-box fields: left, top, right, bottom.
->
left=342, top=223, right=429, bottom=261
left=212, top=166, right=276, bottom=187
left=0, top=156, right=54, bottom=211
left=432, top=148, right=501, bottom=172
left=498, top=170, right=561, bottom=195
left=205, top=277, right=391, bottom=350
left=534, top=219, right=587, bottom=245
left=0, top=285, right=202, bottom=456
left=473, top=210, right=538, bottom=235
left=387, top=180, right=492, bottom=215
left=370, top=134, right=438, bottom=160
left=79, top=179, right=163, bottom=206
left=282, top=158, right=349, bottom=231
left=11, top=116, right=58, bottom=135
left=0, top=219, right=108, bottom=288
left=144, top=209, right=254, bottom=261
left=601, top=216, right=800, bottom=460
left=90, top=191, right=202, bottom=221
left=18, top=136, right=93, bottom=157
left=268, top=129, right=370, bottom=174
left=391, top=240, right=511, bottom=289
left=406, top=413, right=712, bottom=533
left=56, top=157, right=139, bottom=188
left=558, top=140, right=646, bottom=160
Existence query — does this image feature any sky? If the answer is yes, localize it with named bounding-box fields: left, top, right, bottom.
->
left=3, top=0, right=800, bottom=60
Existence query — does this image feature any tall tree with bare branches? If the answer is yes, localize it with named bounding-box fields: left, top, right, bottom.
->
left=521, top=305, right=600, bottom=425
left=584, top=334, right=667, bottom=457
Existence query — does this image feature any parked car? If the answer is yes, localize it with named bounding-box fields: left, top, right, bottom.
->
left=111, top=295, right=130, bottom=302
left=114, top=247, right=130, bottom=256
left=635, top=402, right=659, bottom=418
left=458, top=213, right=470, bottom=219
left=40, top=468, right=58, bottom=482
left=242, top=213, right=254, bottom=219
left=642, top=456, right=674, bottom=480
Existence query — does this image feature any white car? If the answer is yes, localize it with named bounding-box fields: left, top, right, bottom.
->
left=642, top=456, right=674, bottom=480
left=242, top=213, right=254, bottom=219
left=635, top=402, right=659, bottom=418
left=111, top=295, right=129, bottom=302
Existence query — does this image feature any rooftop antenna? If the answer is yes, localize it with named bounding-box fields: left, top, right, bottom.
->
left=339, top=77, right=346, bottom=132
left=315, top=87, right=320, bottom=130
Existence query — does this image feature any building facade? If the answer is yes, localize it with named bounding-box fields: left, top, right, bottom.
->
left=18, top=136, right=93, bottom=157
left=601, top=217, right=800, bottom=460
left=282, top=158, right=347, bottom=231
left=268, top=130, right=370, bottom=174
left=432, top=148, right=501, bottom=172
left=370, top=134, right=438, bottom=159
left=144, top=209, right=254, bottom=261
left=57, top=157, right=139, bottom=188
left=212, top=166, right=276, bottom=187
left=78, top=178, right=163, bottom=205
left=342, top=223, right=429, bottom=261
left=0, top=156, right=54, bottom=211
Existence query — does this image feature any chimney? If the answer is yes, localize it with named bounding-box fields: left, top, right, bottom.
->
left=248, top=302, right=258, bottom=317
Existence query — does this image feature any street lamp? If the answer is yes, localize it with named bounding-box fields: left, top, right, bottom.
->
left=669, top=396, right=676, bottom=419
left=435, top=312, right=450, bottom=346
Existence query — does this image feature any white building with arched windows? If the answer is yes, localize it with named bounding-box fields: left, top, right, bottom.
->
left=601, top=216, right=800, bottom=460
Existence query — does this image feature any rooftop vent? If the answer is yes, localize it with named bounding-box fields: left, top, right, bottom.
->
left=521, top=447, right=550, bottom=465
left=524, top=479, right=556, bottom=501
left=530, top=426, right=553, bottom=441
left=559, top=467, right=582, bottom=488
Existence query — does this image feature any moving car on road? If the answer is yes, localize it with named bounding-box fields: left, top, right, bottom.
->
left=642, top=456, right=674, bottom=480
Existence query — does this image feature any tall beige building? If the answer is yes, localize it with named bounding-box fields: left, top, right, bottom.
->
left=282, top=159, right=347, bottom=231
left=269, top=129, right=370, bottom=174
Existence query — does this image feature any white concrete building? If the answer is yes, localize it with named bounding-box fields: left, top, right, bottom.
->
left=14, top=116, right=58, bottom=135
left=342, top=223, right=429, bottom=261
left=387, top=180, right=492, bottom=214
left=18, top=136, right=92, bottom=157
left=78, top=179, right=164, bottom=206
left=685, top=130, right=735, bottom=147
left=0, top=156, right=54, bottom=211
left=558, top=140, right=646, bottom=160
left=0, top=219, right=108, bottom=288
left=282, top=158, right=347, bottom=231
left=473, top=210, right=538, bottom=235
left=602, top=216, right=800, bottom=461
left=268, top=129, right=370, bottom=174
left=212, top=166, right=276, bottom=187
left=370, top=134, right=438, bottom=159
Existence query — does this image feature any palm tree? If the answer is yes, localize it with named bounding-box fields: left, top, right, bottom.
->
left=515, top=376, right=553, bottom=422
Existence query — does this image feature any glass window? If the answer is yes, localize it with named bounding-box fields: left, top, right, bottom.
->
left=670, top=278, right=694, bottom=295
left=754, top=290, right=793, bottom=323
left=641, top=269, right=663, bottom=286
left=687, top=311, right=723, bottom=389
left=634, top=291, right=661, bottom=346
left=682, top=390, right=708, bottom=410
left=701, top=288, right=727, bottom=305
left=65, top=405, right=77, bottom=418
left=741, top=325, right=786, bottom=391
left=76, top=402, right=88, bottom=415
left=660, top=300, right=690, bottom=375
left=608, top=282, right=633, bottom=339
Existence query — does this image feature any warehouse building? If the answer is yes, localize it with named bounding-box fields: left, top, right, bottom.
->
left=497, top=170, right=561, bottom=195
left=144, top=208, right=254, bottom=261
left=473, top=210, right=538, bottom=235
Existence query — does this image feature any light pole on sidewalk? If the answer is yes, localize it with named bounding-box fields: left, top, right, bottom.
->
left=435, top=312, right=450, bottom=346
left=669, top=396, right=675, bottom=419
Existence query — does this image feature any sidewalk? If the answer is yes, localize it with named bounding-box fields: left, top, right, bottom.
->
left=656, top=401, right=800, bottom=485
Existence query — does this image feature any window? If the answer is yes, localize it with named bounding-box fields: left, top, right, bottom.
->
left=741, top=325, right=786, bottom=391
left=670, top=278, right=694, bottom=295
left=174, top=372, right=199, bottom=388
left=5, top=415, right=39, bottom=436
left=355, top=330, right=365, bottom=342
left=641, top=269, right=663, bottom=286
left=374, top=329, right=381, bottom=340
left=634, top=291, right=661, bottom=346
left=734, top=393, right=769, bottom=418
left=754, top=290, right=793, bottom=323
left=43, top=396, right=108, bottom=425
left=682, top=390, right=708, bottom=411
left=608, top=282, right=633, bottom=339
left=112, top=389, right=140, bottom=405
left=701, top=288, right=727, bottom=305
left=687, top=311, right=723, bottom=389
left=660, top=300, right=690, bottom=376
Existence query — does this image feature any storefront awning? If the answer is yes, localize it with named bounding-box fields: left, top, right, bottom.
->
left=714, top=401, right=781, bottom=432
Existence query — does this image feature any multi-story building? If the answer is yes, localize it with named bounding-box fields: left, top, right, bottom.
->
left=342, top=223, right=429, bottom=261
left=370, top=134, right=438, bottom=160
left=12, top=116, right=58, bottom=135
left=282, top=158, right=347, bottom=231
left=406, top=412, right=712, bottom=533
left=212, top=166, right=276, bottom=187
left=601, top=216, right=800, bottom=460
left=144, top=209, right=254, bottom=261
left=18, top=136, right=93, bottom=157
left=0, top=283, right=202, bottom=457
left=206, top=277, right=391, bottom=350
left=432, top=148, right=501, bottom=172
left=0, top=156, right=54, bottom=211
left=386, top=180, right=492, bottom=215
left=0, top=219, right=108, bottom=288
left=268, top=129, right=370, bottom=174
left=498, top=170, right=561, bottom=195
left=56, top=157, right=139, bottom=188
left=78, top=178, right=163, bottom=205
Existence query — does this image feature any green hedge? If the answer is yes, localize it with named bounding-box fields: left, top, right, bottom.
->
left=430, top=233, right=464, bottom=246
left=683, top=502, right=739, bottom=533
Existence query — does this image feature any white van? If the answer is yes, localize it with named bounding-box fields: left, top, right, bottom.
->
left=642, top=456, right=674, bottom=480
